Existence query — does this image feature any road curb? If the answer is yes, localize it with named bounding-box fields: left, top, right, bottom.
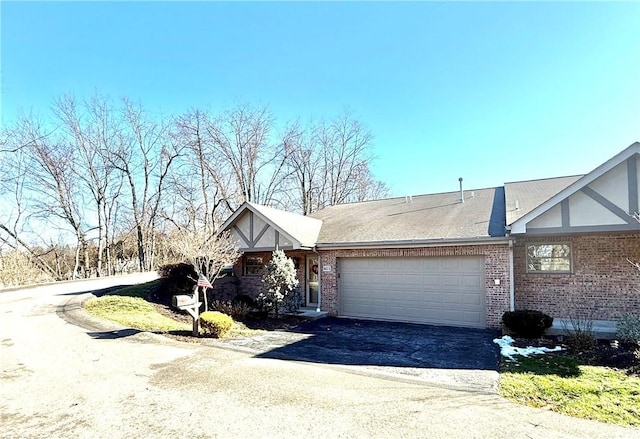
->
left=57, top=293, right=127, bottom=332
left=57, top=291, right=200, bottom=348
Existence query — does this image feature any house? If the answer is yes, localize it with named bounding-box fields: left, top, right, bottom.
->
left=220, top=142, right=640, bottom=332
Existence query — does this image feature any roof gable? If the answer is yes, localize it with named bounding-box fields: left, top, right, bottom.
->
left=510, top=142, right=640, bottom=234
left=221, top=202, right=323, bottom=251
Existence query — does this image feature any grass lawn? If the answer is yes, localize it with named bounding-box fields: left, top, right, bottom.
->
left=500, top=354, right=640, bottom=427
left=84, top=295, right=190, bottom=332
left=83, top=280, right=265, bottom=338
left=107, top=279, right=161, bottom=298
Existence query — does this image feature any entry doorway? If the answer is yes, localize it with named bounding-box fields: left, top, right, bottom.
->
left=306, top=256, right=319, bottom=308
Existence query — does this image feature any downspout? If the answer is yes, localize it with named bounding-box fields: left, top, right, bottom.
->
left=312, top=246, right=321, bottom=312
left=508, top=239, right=515, bottom=311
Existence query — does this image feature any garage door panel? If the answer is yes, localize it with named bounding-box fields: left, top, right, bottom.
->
left=440, top=292, right=462, bottom=304
left=463, top=275, right=484, bottom=288
left=442, top=258, right=462, bottom=270
left=422, top=258, right=444, bottom=270
left=442, top=276, right=461, bottom=287
left=462, top=293, right=483, bottom=306
left=422, top=275, right=442, bottom=287
left=339, top=256, right=486, bottom=328
left=387, top=258, right=410, bottom=270
left=462, top=257, right=484, bottom=271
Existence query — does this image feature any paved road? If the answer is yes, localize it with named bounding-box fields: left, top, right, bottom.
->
left=1, top=276, right=639, bottom=439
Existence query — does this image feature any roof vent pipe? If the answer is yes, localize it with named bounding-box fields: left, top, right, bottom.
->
left=458, top=177, right=464, bottom=203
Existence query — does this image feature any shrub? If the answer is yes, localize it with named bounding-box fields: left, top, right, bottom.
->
left=617, top=314, right=640, bottom=346
left=200, top=311, right=234, bottom=338
left=233, top=294, right=256, bottom=307
left=211, top=300, right=250, bottom=320
left=565, top=332, right=596, bottom=353
left=562, top=314, right=596, bottom=353
left=152, top=263, right=197, bottom=305
left=502, top=310, right=553, bottom=338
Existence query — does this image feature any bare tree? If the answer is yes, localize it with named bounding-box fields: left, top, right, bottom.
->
left=167, top=227, right=242, bottom=311
left=0, top=128, right=62, bottom=280
left=108, top=98, right=182, bottom=271
left=282, top=111, right=388, bottom=214
left=206, top=103, right=290, bottom=208
left=12, top=114, right=87, bottom=277
left=52, top=93, right=125, bottom=276
left=320, top=110, right=386, bottom=206
left=1, top=95, right=390, bottom=285
left=281, top=121, right=324, bottom=215
left=171, top=109, right=232, bottom=233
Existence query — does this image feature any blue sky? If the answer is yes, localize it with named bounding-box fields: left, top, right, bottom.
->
left=2, top=1, right=639, bottom=197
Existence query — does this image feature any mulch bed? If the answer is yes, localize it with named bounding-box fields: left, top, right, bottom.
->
left=509, top=335, right=640, bottom=376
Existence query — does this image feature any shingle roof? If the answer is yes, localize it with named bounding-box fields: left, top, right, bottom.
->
left=309, top=187, right=506, bottom=244
left=247, top=202, right=323, bottom=248
left=504, top=175, right=582, bottom=225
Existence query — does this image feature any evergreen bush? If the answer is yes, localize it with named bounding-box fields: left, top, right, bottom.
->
left=502, top=310, right=553, bottom=338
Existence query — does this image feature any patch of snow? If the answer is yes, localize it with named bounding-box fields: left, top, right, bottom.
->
left=493, top=335, right=563, bottom=360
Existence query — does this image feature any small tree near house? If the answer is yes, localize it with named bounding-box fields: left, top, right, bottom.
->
left=258, top=249, right=300, bottom=318
left=168, top=228, right=242, bottom=311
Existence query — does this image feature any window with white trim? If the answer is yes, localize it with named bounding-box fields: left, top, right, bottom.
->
left=526, top=244, right=572, bottom=273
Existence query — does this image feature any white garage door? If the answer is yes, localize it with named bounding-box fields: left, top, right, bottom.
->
left=338, top=256, right=486, bottom=328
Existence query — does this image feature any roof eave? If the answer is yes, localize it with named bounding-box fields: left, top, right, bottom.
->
left=315, top=236, right=511, bottom=250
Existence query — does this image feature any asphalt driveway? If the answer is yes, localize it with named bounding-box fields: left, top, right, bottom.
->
left=215, top=317, right=501, bottom=390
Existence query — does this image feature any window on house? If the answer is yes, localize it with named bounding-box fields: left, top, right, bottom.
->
left=244, top=257, right=264, bottom=276
left=526, top=244, right=572, bottom=273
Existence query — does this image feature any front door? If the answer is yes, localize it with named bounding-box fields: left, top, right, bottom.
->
left=306, top=256, right=319, bottom=307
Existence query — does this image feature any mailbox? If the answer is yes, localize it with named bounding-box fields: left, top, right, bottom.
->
left=172, top=295, right=197, bottom=310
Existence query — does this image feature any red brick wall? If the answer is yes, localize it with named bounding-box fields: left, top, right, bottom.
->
left=514, top=233, right=640, bottom=320
left=317, top=244, right=511, bottom=329
left=235, top=250, right=312, bottom=303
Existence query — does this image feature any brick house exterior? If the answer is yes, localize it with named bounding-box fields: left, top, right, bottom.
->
left=513, top=232, right=640, bottom=321
left=220, top=143, right=640, bottom=332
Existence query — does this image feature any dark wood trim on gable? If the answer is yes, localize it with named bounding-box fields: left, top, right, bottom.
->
left=580, top=186, right=635, bottom=224
left=234, top=212, right=274, bottom=249
left=233, top=225, right=251, bottom=247
left=249, top=212, right=254, bottom=243
left=254, top=223, right=270, bottom=245
left=560, top=200, right=570, bottom=228
left=628, top=157, right=639, bottom=215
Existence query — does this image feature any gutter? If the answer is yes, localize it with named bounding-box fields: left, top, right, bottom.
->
left=509, top=240, right=515, bottom=311
left=312, top=246, right=321, bottom=312
left=315, top=236, right=511, bottom=251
